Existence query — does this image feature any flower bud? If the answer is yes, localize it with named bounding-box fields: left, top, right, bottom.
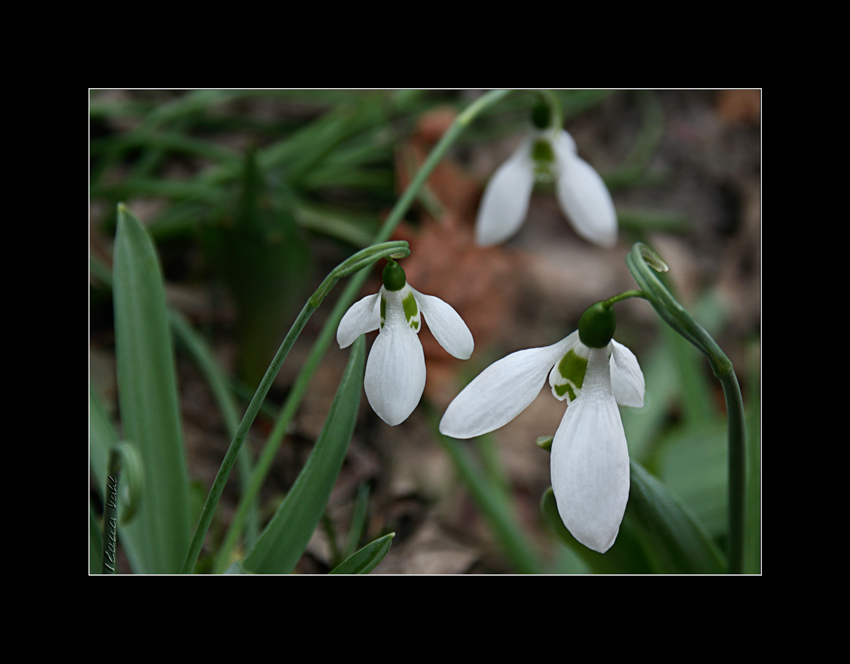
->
left=382, top=260, right=406, bottom=291
left=578, top=302, right=616, bottom=348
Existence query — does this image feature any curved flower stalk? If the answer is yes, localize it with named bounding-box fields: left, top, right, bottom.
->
left=626, top=242, right=749, bottom=573
left=439, top=304, right=643, bottom=553
left=338, top=260, right=474, bottom=426
left=475, top=125, right=617, bottom=248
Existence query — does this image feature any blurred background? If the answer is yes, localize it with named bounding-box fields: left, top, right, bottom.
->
left=89, top=89, right=761, bottom=573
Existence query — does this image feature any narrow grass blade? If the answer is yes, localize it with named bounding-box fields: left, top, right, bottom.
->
left=342, top=482, right=371, bottom=560
left=112, top=204, right=190, bottom=573
left=241, top=336, right=365, bottom=574
left=330, top=533, right=395, bottom=575
left=435, top=424, right=542, bottom=574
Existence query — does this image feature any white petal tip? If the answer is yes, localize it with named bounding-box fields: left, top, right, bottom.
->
left=595, top=232, right=618, bottom=249
left=368, top=394, right=417, bottom=427
left=573, top=527, right=619, bottom=554
left=410, top=288, right=475, bottom=360
left=437, top=418, right=470, bottom=439
left=376, top=412, right=408, bottom=427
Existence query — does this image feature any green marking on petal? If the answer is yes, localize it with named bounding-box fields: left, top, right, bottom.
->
left=532, top=138, right=555, bottom=181
left=551, top=348, right=588, bottom=402
left=554, top=382, right=577, bottom=401
left=402, top=292, right=419, bottom=327
left=532, top=138, right=555, bottom=164
left=558, top=349, right=588, bottom=388
left=380, top=295, right=386, bottom=328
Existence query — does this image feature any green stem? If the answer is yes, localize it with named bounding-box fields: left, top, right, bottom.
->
left=537, top=89, right=564, bottom=131
left=181, top=300, right=316, bottom=573
left=212, top=90, right=514, bottom=571
left=180, top=241, right=409, bottom=574
left=602, top=290, right=647, bottom=308
left=379, top=89, right=511, bottom=245
left=625, top=242, right=747, bottom=573
left=720, top=369, right=746, bottom=574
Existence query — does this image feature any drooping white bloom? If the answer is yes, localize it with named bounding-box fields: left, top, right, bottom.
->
left=439, top=330, right=643, bottom=553
left=337, top=263, right=474, bottom=426
left=475, top=129, right=617, bottom=248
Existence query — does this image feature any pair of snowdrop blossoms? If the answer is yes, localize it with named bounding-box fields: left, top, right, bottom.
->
left=337, top=114, right=642, bottom=554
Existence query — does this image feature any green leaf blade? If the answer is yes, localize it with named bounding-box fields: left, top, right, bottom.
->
left=242, top=335, right=366, bottom=574
left=627, top=460, right=727, bottom=574
left=112, top=204, right=191, bottom=573
left=329, top=533, right=395, bottom=575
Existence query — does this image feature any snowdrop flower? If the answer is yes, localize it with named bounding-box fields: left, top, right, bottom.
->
left=475, top=123, right=617, bottom=248
left=338, top=259, right=474, bottom=426
left=440, top=302, right=643, bottom=553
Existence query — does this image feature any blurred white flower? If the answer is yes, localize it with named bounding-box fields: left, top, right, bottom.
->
left=439, top=330, right=643, bottom=552
left=338, top=261, right=474, bottom=426
left=475, top=129, right=617, bottom=248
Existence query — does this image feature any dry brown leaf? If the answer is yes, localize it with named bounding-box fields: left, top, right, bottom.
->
left=716, top=89, right=761, bottom=125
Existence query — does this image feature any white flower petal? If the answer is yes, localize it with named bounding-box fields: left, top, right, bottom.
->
left=410, top=287, right=474, bottom=360
left=337, top=292, right=380, bottom=349
left=550, top=347, right=630, bottom=553
left=610, top=340, right=645, bottom=408
left=439, top=335, right=574, bottom=439
left=363, top=316, right=426, bottom=426
left=475, top=140, right=535, bottom=246
left=553, top=131, right=618, bottom=248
